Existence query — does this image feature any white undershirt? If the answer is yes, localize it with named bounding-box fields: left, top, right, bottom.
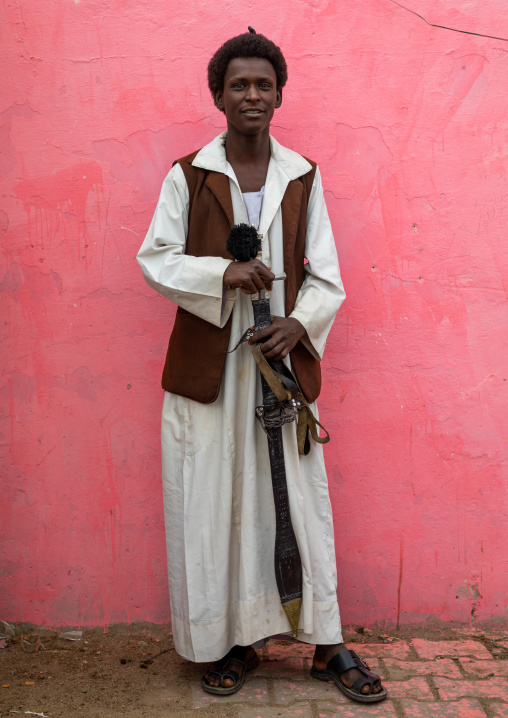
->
left=242, top=186, right=265, bottom=229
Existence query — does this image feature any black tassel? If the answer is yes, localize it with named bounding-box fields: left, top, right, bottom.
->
left=248, top=26, right=256, bottom=34
left=226, top=223, right=261, bottom=262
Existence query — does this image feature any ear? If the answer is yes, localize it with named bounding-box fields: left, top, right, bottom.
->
left=214, top=89, right=225, bottom=111
left=275, top=89, right=282, bottom=109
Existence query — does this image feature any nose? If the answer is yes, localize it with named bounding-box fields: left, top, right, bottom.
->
left=245, top=83, right=261, bottom=102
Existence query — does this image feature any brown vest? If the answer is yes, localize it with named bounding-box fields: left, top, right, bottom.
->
left=161, top=150, right=321, bottom=404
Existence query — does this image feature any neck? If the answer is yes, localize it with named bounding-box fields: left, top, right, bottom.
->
left=224, top=125, right=271, bottom=165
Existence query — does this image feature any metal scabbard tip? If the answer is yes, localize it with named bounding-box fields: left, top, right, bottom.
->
left=282, top=597, right=302, bottom=638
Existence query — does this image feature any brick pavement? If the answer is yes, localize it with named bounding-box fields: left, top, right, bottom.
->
left=490, top=706, right=508, bottom=718
left=175, top=637, right=508, bottom=717
left=411, top=639, right=492, bottom=660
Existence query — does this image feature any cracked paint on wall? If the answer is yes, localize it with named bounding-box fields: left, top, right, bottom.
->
left=1, top=0, right=507, bottom=628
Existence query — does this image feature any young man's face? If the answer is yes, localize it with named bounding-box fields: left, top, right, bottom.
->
left=214, top=57, right=282, bottom=135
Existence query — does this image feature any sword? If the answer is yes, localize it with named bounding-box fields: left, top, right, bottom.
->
left=227, top=224, right=303, bottom=638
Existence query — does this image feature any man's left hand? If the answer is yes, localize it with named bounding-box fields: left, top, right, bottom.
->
left=250, top=316, right=306, bottom=361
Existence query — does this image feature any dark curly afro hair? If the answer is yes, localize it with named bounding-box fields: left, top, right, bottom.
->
left=208, top=28, right=287, bottom=110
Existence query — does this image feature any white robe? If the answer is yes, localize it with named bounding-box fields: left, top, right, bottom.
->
left=137, top=133, right=346, bottom=663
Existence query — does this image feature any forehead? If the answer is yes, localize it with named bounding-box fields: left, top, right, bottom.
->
left=224, top=56, right=277, bottom=82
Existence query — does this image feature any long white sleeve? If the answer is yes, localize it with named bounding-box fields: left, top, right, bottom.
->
left=289, top=167, right=346, bottom=360
left=137, top=163, right=235, bottom=328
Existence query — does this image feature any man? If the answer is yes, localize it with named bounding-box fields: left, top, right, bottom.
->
left=137, top=29, right=386, bottom=704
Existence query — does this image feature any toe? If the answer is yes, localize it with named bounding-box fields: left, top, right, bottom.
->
left=209, top=673, right=221, bottom=688
left=359, top=680, right=383, bottom=695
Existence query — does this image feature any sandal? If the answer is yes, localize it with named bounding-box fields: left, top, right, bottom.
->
left=201, top=645, right=260, bottom=696
left=310, top=648, right=387, bottom=704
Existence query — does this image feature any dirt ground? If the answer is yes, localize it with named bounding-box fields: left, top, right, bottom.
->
left=0, top=622, right=506, bottom=718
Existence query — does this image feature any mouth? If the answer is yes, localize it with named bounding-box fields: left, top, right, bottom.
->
left=241, top=109, right=265, bottom=115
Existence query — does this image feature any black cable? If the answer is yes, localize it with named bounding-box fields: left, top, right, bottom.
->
left=139, top=646, right=175, bottom=668
left=386, top=0, right=508, bottom=43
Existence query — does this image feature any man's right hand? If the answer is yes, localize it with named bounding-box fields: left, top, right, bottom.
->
left=223, top=260, right=275, bottom=295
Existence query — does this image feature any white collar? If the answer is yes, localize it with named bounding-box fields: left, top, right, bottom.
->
left=191, top=131, right=312, bottom=181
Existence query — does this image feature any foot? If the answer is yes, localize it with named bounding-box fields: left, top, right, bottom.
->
left=202, top=645, right=258, bottom=690
left=313, top=643, right=384, bottom=695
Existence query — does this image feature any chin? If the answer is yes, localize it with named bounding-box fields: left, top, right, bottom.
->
left=241, top=119, right=271, bottom=132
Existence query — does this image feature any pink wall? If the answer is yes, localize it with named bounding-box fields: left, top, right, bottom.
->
left=2, top=0, right=507, bottom=629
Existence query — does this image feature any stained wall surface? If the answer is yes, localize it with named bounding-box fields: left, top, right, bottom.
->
left=1, top=0, right=507, bottom=628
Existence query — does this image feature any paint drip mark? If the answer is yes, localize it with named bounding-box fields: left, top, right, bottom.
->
left=386, top=0, right=508, bottom=42
left=14, top=161, right=103, bottom=248
left=396, top=536, right=404, bottom=630
left=480, top=541, right=484, bottom=601
left=469, top=582, right=481, bottom=627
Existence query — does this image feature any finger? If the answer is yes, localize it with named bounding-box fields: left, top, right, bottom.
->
left=250, top=326, right=274, bottom=343
left=260, top=334, right=284, bottom=354
left=252, top=272, right=266, bottom=291
left=262, top=270, right=276, bottom=285
left=263, top=342, right=288, bottom=360
left=239, top=279, right=258, bottom=294
left=262, top=331, right=295, bottom=357
left=254, top=264, right=275, bottom=282
left=269, top=349, right=289, bottom=361
left=251, top=320, right=278, bottom=342
left=256, top=261, right=272, bottom=273
left=255, top=327, right=283, bottom=347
